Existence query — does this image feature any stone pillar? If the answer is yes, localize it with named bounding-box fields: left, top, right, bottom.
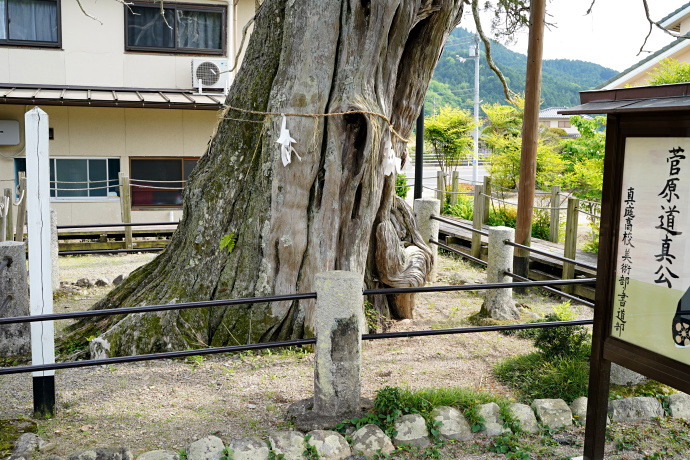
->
left=50, top=209, right=59, bottom=292
left=313, top=270, right=364, bottom=417
left=414, top=198, right=440, bottom=281
left=482, top=226, right=519, bottom=320
left=0, top=241, right=30, bottom=359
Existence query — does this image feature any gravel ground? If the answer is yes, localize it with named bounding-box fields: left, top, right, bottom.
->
left=2, top=252, right=603, bottom=458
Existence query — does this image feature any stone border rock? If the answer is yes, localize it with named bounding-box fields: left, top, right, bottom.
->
left=7, top=393, right=686, bottom=460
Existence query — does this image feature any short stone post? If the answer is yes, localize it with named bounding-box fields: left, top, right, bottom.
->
left=481, top=226, right=520, bottom=320
left=314, top=270, right=364, bottom=417
left=50, top=209, right=59, bottom=292
left=414, top=198, right=440, bottom=282
left=0, top=241, right=30, bottom=359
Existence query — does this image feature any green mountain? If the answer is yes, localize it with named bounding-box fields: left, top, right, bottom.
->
left=425, top=28, right=617, bottom=118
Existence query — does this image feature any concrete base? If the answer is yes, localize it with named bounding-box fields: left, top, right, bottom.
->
left=286, top=397, right=374, bottom=432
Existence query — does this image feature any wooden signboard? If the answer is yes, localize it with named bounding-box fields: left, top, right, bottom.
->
left=562, top=85, right=690, bottom=459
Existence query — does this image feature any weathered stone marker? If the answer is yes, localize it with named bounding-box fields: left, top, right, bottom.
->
left=314, top=270, right=364, bottom=416
left=0, top=241, right=30, bottom=359
left=288, top=270, right=365, bottom=430
left=413, top=198, right=440, bottom=281
left=482, top=226, right=519, bottom=320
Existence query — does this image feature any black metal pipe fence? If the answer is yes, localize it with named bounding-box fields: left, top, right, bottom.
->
left=504, top=240, right=597, bottom=272
left=430, top=238, right=487, bottom=266
left=0, top=279, right=597, bottom=376
left=59, top=248, right=165, bottom=256
left=431, top=215, right=489, bottom=237
left=504, top=271, right=595, bottom=308
left=57, top=222, right=179, bottom=230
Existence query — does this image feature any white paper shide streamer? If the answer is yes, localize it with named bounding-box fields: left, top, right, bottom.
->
left=277, top=114, right=301, bottom=167
left=382, top=140, right=401, bottom=177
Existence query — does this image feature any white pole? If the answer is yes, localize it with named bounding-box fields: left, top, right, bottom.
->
left=25, top=107, right=55, bottom=383
left=473, top=33, right=480, bottom=184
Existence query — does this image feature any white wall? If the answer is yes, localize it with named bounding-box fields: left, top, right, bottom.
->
left=0, top=104, right=219, bottom=225
left=3, top=0, right=256, bottom=90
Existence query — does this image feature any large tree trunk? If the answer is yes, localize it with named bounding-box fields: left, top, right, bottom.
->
left=65, top=0, right=464, bottom=357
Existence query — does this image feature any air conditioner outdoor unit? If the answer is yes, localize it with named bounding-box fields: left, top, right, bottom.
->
left=192, top=58, right=229, bottom=94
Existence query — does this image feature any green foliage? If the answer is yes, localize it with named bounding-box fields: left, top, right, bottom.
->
left=219, top=232, right=236, bottom=254
left=488, top=432, right=531, bottom=459
left=559, top=116, right=606, bottom=202
left=425, top=105, right=476, bottom=188
left=495, top=302, right=591, bottom=402
left=219, top=447, right=233, bottom=460
left=494, top=351, right=590, bottom=403
left=427, top=28, right=616, bottom=115
left=647, top=58, right=690, bottom=85
left=178, top=449, right=187, bottom=460
left=446, top=194, right=474, bottom=220
left=302, top=435, right=319, bottom=460
left=486, top=204, right=550, bottom=241
left=395, top=173, right=410, bottom=199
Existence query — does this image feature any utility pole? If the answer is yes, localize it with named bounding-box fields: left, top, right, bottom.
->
left=514, top=0, right=546, bottom=288
left=472, top=33, right=480, bottom=184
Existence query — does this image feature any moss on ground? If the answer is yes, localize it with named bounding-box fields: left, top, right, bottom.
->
left=0, top=419, right=37, bottom=457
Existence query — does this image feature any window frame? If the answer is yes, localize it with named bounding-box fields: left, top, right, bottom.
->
left=124, top=1, right=226, bottom=56
left=0, top=0, right=62, bottom=48
left=129, top=156, right=198, bottom=210
left=558, top=120, right=571, bottom=129
left=15, top=156, right=121, bottom=202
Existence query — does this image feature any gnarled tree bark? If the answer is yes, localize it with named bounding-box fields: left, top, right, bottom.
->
left=65, top=0, right=465, bottom=357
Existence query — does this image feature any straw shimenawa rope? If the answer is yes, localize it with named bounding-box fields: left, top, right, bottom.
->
left=218, top=104, right=410, bottom=144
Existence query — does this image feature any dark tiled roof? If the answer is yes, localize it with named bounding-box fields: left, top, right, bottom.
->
left=660, top=1, right=690, bottom=26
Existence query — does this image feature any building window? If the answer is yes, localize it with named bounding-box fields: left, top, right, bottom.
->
left=558, top=120, right=571, bottom=128
left=15, top=157, right=121, bottom=199
left=130, top=157, right=197, bottom=208
left=541, top=121, right=550, bottom=128
left=0, top=0, right=61, bottom=47
left=125, top=2, right=225, bottom=54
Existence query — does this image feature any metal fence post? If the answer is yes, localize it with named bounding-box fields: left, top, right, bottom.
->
left=25, top=107, right=55, bottom=418
left=472, top=185, right=484, bottom=259
left=309, top=270, right=364, bottom=425
left=414, top=198, right=440, bottom=282
left=550, top=185, right=561, bottom=243
left=482, top=226, right=519, bottom=319
left=563, top=197, right=580, bottom=294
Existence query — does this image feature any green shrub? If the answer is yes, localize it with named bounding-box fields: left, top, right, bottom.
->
left=396, top=173, right=410, bottom=199
left=446, top=194, right=474, bottom=220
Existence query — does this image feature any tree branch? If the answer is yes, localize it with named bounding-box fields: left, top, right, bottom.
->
left=638, top=0, right=689, bottom=55
left=472, top=0, right=515, bottom=103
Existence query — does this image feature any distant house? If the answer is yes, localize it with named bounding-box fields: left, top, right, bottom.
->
left=598, top=2, right=690, bottom=89
left=0, top=0, right=255, bottom=226
left=538, top=106, right=583, bottom=136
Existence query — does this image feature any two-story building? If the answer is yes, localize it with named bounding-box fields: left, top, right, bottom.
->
left=0, top=0, right=254, bottom=225
left=598, top=1, right=690, bottom=89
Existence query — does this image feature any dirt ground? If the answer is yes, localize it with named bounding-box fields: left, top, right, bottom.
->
left=0, top=252, right=655, bottom=459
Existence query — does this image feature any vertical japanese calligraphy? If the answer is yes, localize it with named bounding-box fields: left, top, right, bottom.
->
left=611, top=138, right=690, bottom=366
left=654, top=147, right=685, bottom=288
left=615, top=187, right=635, bottom=337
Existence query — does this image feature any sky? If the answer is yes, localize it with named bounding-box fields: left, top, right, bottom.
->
left=461, top=0, right=689, bottom=72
